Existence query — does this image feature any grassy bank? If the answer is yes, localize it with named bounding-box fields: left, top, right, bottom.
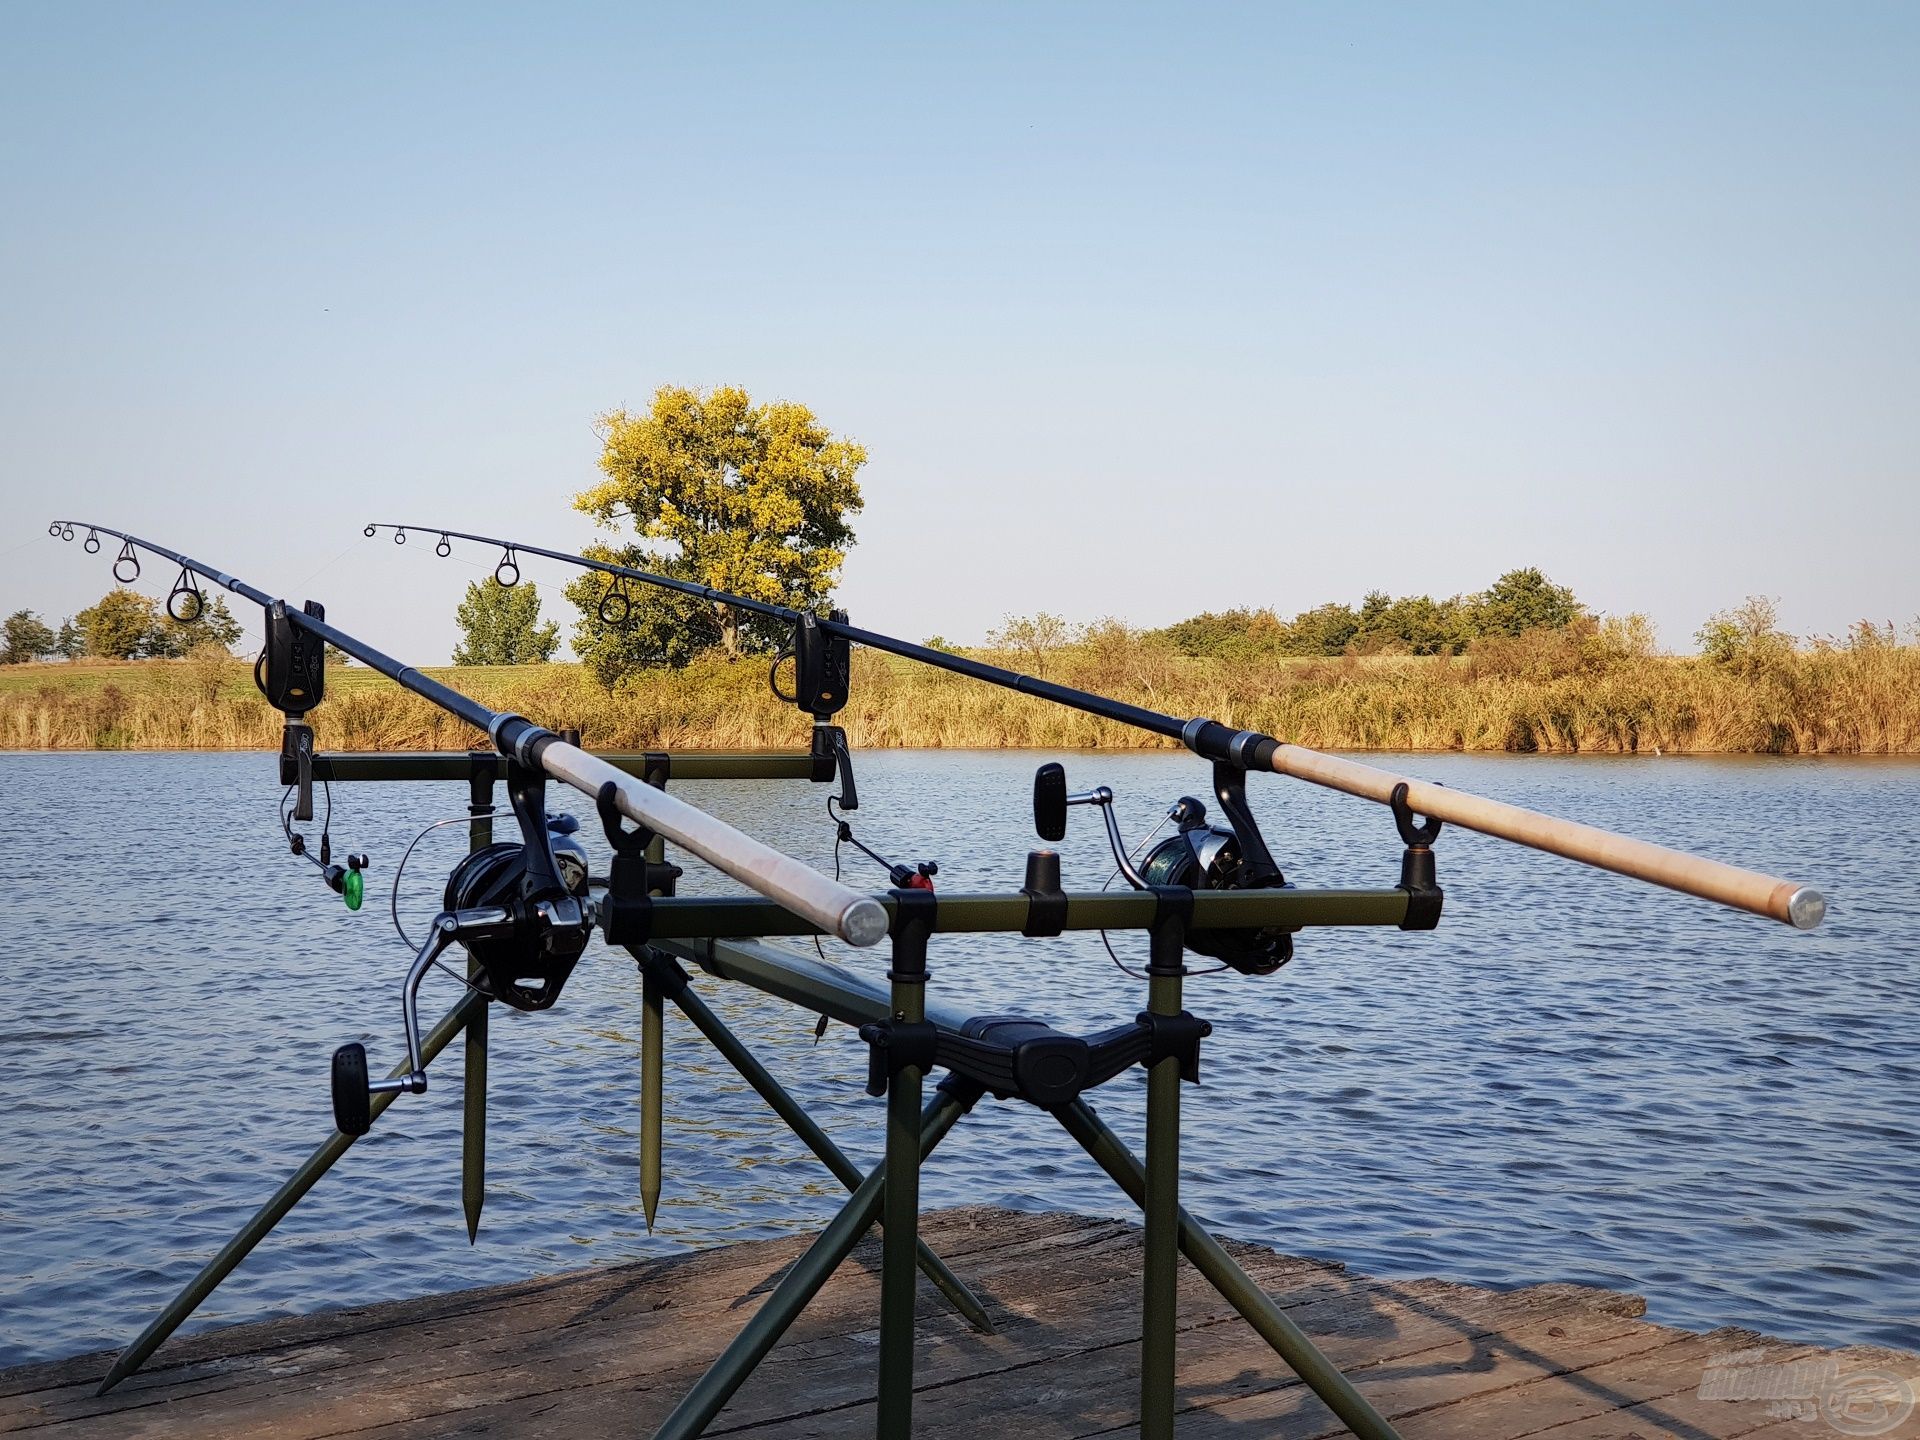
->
left=3, top=631, right=1917, bottom=754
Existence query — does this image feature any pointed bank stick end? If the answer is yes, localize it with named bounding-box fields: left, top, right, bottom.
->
left=95, top=1359, right=131, bottom=1397
left=643, top=1193, right=659, bottom=1234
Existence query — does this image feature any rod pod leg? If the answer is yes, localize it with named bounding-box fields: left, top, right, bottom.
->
left=1053, top=1098, right=1406, bottom=1440
left=462, top=751, right=495, bottom=1244
left=877, top=895, right=934, bottom=1439
left=97, top=993, right=489, bottom=1395
left=1140, top=902, right=1186, bottom=1440
left=650, top=1081, right=981, bottom=1440
left=641, top=967, right=664, bottom=1231
left=643, top=950, right=993, bottom=1334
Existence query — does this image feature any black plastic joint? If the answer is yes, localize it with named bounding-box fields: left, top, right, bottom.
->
left=1398, top=858, right=1444, bottom=929
left=643, top=751, right=671, bottom=788
left=601, top=862, right=653, bottom=945
left=859, top=1019, right=939, bottom=1096
left=809, top=724, right=841, bottom=783
left=491, top=714, right=556, bottom=767
left=1020, top=849, right=1067, bottom=937
left=888, top=887, right=936, bottom=983
left=1137, top=1008, right=1213, bottom=1083
left=467, top=750, right=498, bottom=812
left=1147, top=885, right=1193, bottom=976
left=635, top=948, right=691, bottom=1001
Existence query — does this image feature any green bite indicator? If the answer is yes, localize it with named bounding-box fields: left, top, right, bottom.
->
left=342, top=867, right=364, bottom=910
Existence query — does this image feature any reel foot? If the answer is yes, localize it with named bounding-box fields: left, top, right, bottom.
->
left=331, top=1044, right=371, bottom=1136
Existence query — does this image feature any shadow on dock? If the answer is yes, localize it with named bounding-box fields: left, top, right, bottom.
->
left=3, top=1207, right=1914, bottom=1438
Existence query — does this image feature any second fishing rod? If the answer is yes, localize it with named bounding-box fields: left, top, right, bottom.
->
left=364, top=522, right=1826, bottom=930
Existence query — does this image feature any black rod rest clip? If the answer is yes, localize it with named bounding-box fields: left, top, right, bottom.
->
left=594, top=780, right=682, bottom=947
left=1390, top=782, right=1445, bottom=931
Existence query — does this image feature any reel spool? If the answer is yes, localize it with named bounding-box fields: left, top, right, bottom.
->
left=1137, top=798, right=1292, bottom=975
left=441, top=815, right=591, bottom=1010
left=1034, top=763, right=1293, bottom=976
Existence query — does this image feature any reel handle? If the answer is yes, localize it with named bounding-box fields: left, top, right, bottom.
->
left=329, top=905, right=514, bottom=1136
left=1031, top=763, right=1146, bottom=888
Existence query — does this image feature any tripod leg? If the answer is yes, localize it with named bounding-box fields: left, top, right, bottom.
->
left=462, top=754, right=494, bottom=1244
left=645, top=953, right=993, bottom=1333
left=1053, top=1098, right=1406, bottom=1440
left=97, top=992, right=488, bottom=1395
left=651, top=1081, right=982, bottom=1440
left=1140, top=923, right=1184, bottom=1440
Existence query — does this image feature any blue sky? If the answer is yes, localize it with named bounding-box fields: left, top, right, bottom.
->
left=2, top=2, right=1914, bottom=661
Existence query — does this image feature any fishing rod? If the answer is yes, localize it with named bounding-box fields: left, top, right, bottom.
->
left=365, top=521, right=1827, bottom=931
left=48, top=521, right=889, bottom=1128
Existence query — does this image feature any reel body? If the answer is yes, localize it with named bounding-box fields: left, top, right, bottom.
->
left=442, top=816, right=591, bottom=1011
left=1138, top=807, right=1293, bottom=975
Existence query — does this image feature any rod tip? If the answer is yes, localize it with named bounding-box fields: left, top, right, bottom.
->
left=1788, top=887, right=1827, bottom=931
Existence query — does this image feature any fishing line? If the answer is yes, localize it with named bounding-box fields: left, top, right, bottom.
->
left=1098, top=812, right=1231, bottom=982
left=288, top=533, right=371, bottom=593
left=389, top=812, right=499, bottom=952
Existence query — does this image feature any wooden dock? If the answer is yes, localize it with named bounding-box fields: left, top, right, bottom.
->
left=3, top=1207, right=1913, bottom=1438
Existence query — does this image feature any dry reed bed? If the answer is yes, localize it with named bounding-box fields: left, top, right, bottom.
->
left=2, top=643, right=1916, bottom=754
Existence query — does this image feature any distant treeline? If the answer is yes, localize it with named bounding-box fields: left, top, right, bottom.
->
left=1149, top=567, right=1608, bottom=659
left=4, top=612, right=1917, bottom=754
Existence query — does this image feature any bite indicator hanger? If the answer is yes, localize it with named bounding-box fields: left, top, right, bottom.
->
left=258, top=599, right=367, bottom=909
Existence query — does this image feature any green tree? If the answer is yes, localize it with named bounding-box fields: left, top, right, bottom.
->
left=54, top=617, right=84, bottom=660
left=1349, top=592, right=1470, bottom=655
left=1284, top=602, right=1358, bottom=656
left=1155, top=608, right=1289, bottom=660
left=1, top=609, right=57, bottom=663
left=75, top=588, right=160, bottom=659
left=145, top=594, right=244, bottom=657
left=452, top=578, right=560, bottom=665
left=569, top=384, right=867, bottom=683
left=1470, top=568, right=1582, bottom=638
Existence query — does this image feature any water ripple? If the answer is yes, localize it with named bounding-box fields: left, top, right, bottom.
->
left=0, top=750, right=1913, bottom=1366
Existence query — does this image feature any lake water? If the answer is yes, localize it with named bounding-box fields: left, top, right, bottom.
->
left=0, top=749, right=1915, bottom=1370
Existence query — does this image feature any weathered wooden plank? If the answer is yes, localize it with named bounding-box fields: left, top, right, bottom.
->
left=2, top=1209, right=1911, bottom=1440
left=0, top=1210, right=1100, bottom=1434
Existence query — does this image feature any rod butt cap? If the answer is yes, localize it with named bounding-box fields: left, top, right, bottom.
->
left=1787, top=887, right=1826, bottom=930
left=841, top=898, right=889, bottom=948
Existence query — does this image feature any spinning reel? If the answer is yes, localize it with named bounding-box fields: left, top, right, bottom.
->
left=330, top=755, right=593, bottom=1135
left=1033, top=759, right=1294, bottom=974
